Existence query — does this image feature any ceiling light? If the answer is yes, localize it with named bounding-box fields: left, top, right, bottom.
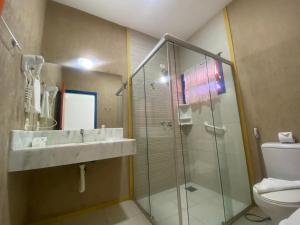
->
left=78, top=58, right=93, bottom=70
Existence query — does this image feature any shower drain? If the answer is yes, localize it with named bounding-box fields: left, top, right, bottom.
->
left=185, top=186, right=198, bottom=192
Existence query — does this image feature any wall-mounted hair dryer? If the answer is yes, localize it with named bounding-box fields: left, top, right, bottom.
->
left=21, top=55, right=45, bottom=115
left=21, top=55, right=45, bottom=78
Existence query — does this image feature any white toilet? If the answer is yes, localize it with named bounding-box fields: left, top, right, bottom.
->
left=253, top=143, right=300, bottom=225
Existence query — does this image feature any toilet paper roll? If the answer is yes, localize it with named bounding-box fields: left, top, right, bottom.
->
left=278, top=132, right=295, bottom=143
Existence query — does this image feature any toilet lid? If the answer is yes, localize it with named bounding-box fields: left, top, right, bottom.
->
left=261, top=189, right=300, bottom=205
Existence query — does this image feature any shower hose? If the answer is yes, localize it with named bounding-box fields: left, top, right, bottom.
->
left=244, top=212, right=271, bottom=222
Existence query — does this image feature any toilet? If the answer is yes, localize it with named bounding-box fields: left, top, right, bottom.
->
left=253, top=143, right=300, bottom=225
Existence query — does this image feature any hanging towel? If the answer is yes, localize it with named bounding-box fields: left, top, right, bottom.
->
left=40, top=90, right=50, bottom=118
left=254, top=178, right=300, bottom=194
left=32, top=78, right=41, bottom=113
left=184, top=60, right=219, bottom=105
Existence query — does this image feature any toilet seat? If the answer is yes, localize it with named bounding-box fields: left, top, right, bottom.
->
left=258, top=188, right=300, bottom=206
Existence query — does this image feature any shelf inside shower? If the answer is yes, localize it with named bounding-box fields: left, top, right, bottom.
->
left=178, top=104, right=193, bottom=126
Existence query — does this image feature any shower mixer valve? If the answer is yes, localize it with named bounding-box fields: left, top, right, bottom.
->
left=160, top=121, right=173, bottom=128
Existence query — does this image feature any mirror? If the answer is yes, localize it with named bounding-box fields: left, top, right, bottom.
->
left=41, top=63, right=123, bottom=130
left=36, top=0, right=126, bottom=130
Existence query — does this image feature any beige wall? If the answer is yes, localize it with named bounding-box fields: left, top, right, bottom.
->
left=227, top=0, right=300, bottom=182
left=27, top=158, right=129, bottom=223
left=41, top=63, right=63, bottom=88
left=127, top=29, right=158, bottom=72
left=0, top=1, right=47, bottom=225
left=188, top=12, right=231, bottom=59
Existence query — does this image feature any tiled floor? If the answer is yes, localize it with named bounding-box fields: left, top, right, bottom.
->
left=232, top=207, right=272, bottom=225
left=46, top=200, right=152, bottom=225
left=137, top=183, right=249, bottom=225
left=44, top=200, right=270, bottom=225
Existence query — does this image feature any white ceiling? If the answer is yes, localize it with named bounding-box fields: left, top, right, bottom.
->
left=53, top=0, right=231, bottom=40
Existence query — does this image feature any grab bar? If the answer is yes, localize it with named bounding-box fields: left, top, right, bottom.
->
left=204, top=121, right=226, bottom=132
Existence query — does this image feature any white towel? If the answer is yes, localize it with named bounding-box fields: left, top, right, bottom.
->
left=279, top=208, right=300, bottom=225
left=32, top=78, right=41, bottom=113
left=254, top=178, right=300, bottom=194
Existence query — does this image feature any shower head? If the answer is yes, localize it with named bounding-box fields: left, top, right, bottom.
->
left=150, top=64, right=169, bottom=89
left=160, top=64, right=168, bottom=75
left=159, top=64, right=169, bottom=84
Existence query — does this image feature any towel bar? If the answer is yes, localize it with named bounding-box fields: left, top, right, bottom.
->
left=204, top=121, right=226, bottom=132
left=1, top=16, right=22, bottom=50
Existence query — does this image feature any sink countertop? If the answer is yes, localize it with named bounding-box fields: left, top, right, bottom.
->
left=9, top=129, right=136, bottom=172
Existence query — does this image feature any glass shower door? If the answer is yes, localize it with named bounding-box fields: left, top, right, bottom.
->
left=143, top=43, right=182, bottom=225
left=132, top=68, right=151, bottom=214
left=171, top=43, right=226, bottom=225
left=206, top=58, right=252, bottom=220
left=132, top=37, right=252, bottom=225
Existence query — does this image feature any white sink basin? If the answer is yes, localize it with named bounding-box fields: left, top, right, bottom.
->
left=9, top=129, right=136, bottom=172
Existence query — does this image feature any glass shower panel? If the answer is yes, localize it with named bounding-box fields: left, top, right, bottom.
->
left=172, top=43, right=226, bottom=225
left=131, top=36, right=252, bottom=225
left=132, top=68, right=151, bottom=214
left=206, top=58, right=252, bottom=220
left=143, top=44, right=181, bottom=225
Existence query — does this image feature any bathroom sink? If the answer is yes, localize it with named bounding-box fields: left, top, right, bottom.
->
left=8, top=129, right=136, bottom=172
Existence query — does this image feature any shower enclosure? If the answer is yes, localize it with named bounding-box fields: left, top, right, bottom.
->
left=131, top=35, right=252, bottom=225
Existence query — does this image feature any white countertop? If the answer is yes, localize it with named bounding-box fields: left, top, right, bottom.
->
left=8, top=129, right=136, bottom=172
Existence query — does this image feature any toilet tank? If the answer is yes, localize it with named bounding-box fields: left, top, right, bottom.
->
left=261, top=143, right=300, bottom=180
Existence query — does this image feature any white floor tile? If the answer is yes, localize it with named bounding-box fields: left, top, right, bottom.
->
left=151, top=201, right=179, bottom=222
left=105, top=200, right=142, bottom=224
left=232, top=207, right=272, bottom=225
left=45, top=184, right=251, bottom=225
left=61, top=210, right=108, bottom=225
left=109, top=214, right=152, bottom=225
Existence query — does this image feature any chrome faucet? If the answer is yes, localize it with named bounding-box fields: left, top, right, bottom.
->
left=166, top=121, right=173, bottom=128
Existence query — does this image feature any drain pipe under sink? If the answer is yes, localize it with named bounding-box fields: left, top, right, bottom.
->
left=79, top=164, right=86, bottom=193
